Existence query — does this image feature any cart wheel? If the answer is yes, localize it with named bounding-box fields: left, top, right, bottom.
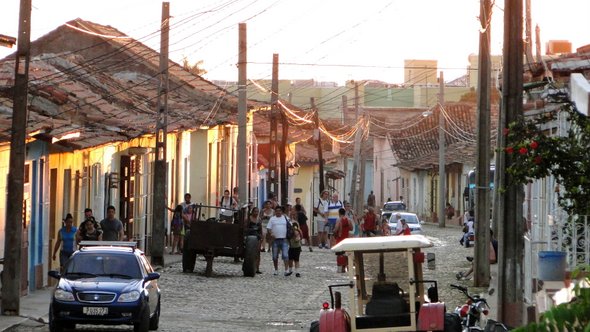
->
left=242, top=235, right=259, bottom=277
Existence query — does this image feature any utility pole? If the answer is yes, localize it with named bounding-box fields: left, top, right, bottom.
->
left=312, top=98, right=325, bottom=193
left=2, top=0, right=31, bottom=315
left=474, top=0, right=492, bottom=287
left=268, top=54, right=279, bottom=200
left=438, top=72, right=446, bottom=228
left=358, top=133, right=367, bottom=217
left=237, top=23, right=248, bottom=206
left=350, top=82, right=361, bottom=213
left=524, top=0, right=534, bottom=70
left=497, top=0, right=524, bottom=326
left=151, top=2, right=170, bottom=267
left=341, top=95, right=347, bottom=124
left=279, top=96, right=289, bottom=206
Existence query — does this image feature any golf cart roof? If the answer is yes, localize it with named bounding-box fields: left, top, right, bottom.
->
left=331, top=235, right=433, bottom=252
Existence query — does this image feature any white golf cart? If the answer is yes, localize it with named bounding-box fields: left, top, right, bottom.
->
left=311, top=235, right=460, bottom=332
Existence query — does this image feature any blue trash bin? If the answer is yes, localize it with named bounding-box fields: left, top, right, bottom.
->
left=538, top=251, right=567, bottom=281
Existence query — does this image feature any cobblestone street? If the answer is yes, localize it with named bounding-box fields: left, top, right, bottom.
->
left=9, top=223, right=489, bottom=332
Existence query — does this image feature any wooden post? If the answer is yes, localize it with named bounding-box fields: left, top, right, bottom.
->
left=497, top=0, right=525, bottom=326
left=474, top=0, right=492, bottom=288
left=312, top=98, right=324, bottom=193
left=237, top=23, right=248, bottom=206
left=268, top=54, right=279, bottom=199
left=438, top=72, right=446, bottom=228
left=151, top=2, right=170, bottom=267
left=2, top=0, right=31, bottom=315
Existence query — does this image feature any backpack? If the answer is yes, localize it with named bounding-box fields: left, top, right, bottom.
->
left=285, top=217, right=294, bottom=239
left=313, top=198, right=323, bottom=217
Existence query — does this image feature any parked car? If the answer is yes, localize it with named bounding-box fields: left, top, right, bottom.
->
left=380, top=201, right=407, bottom=221
left=48, top=241, right=161, bottom=332
left=388, top=212, right=423, bottom=234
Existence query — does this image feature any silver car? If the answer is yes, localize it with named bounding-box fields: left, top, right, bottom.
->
left=388, top=212, right=423, bottom=234
left=380, top=201, right=407, bottom=221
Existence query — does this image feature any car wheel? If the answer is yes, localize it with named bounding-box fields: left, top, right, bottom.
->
left=242, top=235, right=258, bottom=277
left=149, top=300, right=160, bottom=330
left=134, top=308, right=150, bottom=332
left=49, top=307, right=64, bottom=332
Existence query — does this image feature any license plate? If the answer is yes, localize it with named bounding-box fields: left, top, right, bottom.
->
left=83, top=307, right=108, bottom=316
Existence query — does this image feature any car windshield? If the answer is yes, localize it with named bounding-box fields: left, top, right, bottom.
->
left=65, top=253, right=142, bottom=279
left=389, top=214, right=419, bottom=224
left=382, top=202, right=406, bottom=212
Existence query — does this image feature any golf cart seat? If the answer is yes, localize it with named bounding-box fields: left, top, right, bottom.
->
left=366, top=282, right=408, bottom=315
left=358, top=282, right=411, bottom=328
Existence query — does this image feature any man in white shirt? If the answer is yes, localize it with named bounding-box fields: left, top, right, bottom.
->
left=393, top=213, right=403, bottom=235
left=267, top=206, right=291, bottom=276
left=313, top=190, right=330, bottom=249
left=460, top=217, right=475, bottom=246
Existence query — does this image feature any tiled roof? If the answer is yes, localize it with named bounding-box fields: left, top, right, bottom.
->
left=0, top=19, right=263, bottom=150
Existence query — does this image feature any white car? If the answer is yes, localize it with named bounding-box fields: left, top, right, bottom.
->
left=388, top=212, right=423, bottom=234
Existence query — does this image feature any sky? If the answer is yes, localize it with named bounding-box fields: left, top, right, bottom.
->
left=1, top=0, right=589, bottom=85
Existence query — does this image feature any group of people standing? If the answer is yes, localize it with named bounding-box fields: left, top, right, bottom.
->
left=249, top=195, right=311, bottom=277
left=52, top=206, right=125, bottom=271
left=313, top=190, right=411, bottom=251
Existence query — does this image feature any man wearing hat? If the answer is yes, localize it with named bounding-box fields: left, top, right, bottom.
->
left=52, top=213, right=78, bottom=271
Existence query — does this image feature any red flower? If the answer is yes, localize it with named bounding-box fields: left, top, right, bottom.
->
left=534, top=156, right=542, bottom=164
left=503, top=128, right=510, bottom=136
left=530, top=141, right=539, bottom=150
left=519, top=147, right=528, bottom=155
left=505, top=147, right=514, bottom=154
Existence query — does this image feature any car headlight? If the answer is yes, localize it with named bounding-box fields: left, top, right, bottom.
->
left=54, top=289, right=75, bottom=302
left=118, top=291, right=140, bottom=302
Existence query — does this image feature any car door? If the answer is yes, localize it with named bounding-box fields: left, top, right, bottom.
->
left=138, top=254, right=158, bottom=314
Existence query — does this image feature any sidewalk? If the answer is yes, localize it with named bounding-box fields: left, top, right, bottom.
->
left=0, top=252, right=182, bottom=331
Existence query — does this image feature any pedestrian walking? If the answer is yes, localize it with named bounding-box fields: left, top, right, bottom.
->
left=361, top=207, right=378, bottom=237
left=76, top=218, right=103, bottom=242
left=313, top=190, right=330, bottom=249
left=294, top=203, right=312, bottom=252
left=367, top=190, right=376, bottom=208
left=392, top=213, right=403, bottom=236
left=344, top=201, right=359, bottom=237
left=260, top=200, right=274, bottom=252
left=266, top=206, right=291, bottom=276
left=170, top=205, right=184, bottom=254
left=288, top=222, right=303, bottom=277
left=327, top=193, right=343, bottom=247
left=78, top=207, right=101, bottom=242
left=52, top=213, right=77, bottom=272
left=333, top=208, right=352, bottom=273
left=100, top=205, right=124, bottom=241
left=295, top=197, right=307, bottom=215
left=246, top=207, right=263, bottom=274
left=398, top=219, right=411, bottom=235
